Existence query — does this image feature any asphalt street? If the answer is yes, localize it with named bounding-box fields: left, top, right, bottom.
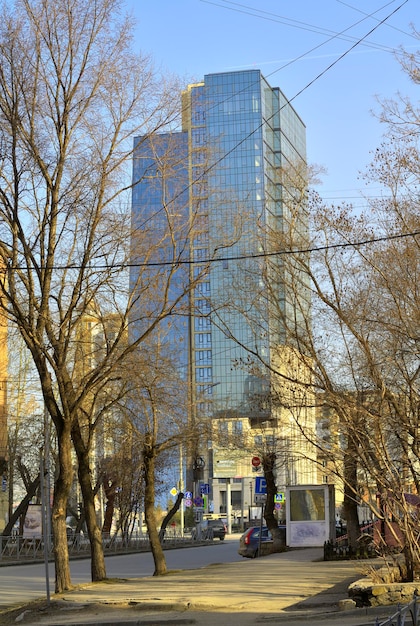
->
left=0, top=537, right=399, bottom=626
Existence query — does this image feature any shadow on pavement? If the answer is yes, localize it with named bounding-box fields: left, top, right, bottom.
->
left=286, top=575, right=358, bottom=612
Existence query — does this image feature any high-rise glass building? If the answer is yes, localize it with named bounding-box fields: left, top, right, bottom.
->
left=131, top=70, right=316, bottom=519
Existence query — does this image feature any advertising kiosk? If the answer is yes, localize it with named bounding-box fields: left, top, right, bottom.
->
left=286, top=484, right=335, bottom=547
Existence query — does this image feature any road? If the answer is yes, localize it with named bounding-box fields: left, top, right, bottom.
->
left=0, top=539, right=387, bottom=626
left=0, top=534, right=242, bottom=607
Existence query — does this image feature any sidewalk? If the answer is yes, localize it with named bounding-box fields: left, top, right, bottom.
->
left=0, top=547, right=397, bottom=626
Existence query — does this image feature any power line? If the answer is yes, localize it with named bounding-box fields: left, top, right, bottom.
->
left=134, top=0, right=409, bottom=233
left=9, top=0, right=412, bottom=276
left=194, top=0, right=405, bottom=111
left=200, top=0, right=408, bottom=52
left=274, top=1, right=408, bottom=103
left=335, top=0, right=416, bottom=39
left=11, top=228, right=417, bottom=271
left=126, top=228, right=420, bottom=268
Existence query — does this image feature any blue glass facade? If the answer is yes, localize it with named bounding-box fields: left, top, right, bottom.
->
left=184, top=71, right=307, bottom=423
left=130, top=132, right=190, bottom=365
left=131, top=69, right=307, bottom=467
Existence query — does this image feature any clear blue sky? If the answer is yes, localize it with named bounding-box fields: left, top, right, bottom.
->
left=127, top=0, right=418, bottom=210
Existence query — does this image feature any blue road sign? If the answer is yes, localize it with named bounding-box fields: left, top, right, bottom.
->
left=255, top=477, right=267, bottom=494
left=200, top=483, right=210, bottom=495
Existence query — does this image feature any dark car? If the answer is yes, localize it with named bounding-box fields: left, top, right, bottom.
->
left=238, top=526, right=273, bottom=558
left=191, top=518, right=227, bottom=540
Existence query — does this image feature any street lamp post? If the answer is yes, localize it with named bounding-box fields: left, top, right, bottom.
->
left=187, top=381, right=220, bottom=494
left=39, top=447, right=50, bottom=606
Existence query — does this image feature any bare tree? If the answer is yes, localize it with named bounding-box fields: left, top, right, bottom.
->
left=99, top=420, right=144, bottom=541
left=5, top=331, right=45, bottom=532
left=124, top=338, right=199, bottom=576
left=215, top=92, right=420, bottom=575
left=241, top=135, right=420, bottom=575
left=0, top=0, right=189, bottom=592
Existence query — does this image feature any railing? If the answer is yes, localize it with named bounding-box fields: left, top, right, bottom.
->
left=324, top=538, right=377, bottom=560
left=0, top=529, right=206, bottom=563
left=376, top=595, right=420, bottom=625
left=324, top=523, right=377, bottom=561
left=0, top=535, right=48, bottom=561
left=190, top=527, right=215, bottom=541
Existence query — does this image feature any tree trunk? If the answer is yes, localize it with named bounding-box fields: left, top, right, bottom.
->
left=102, top=483, right=116, bottom=537
left=78, top=464, right=107, bottom=581
left=2, top=474, right=40, bottom=536
left=101, top=471, right=118, bottom=536
left=72, top=422, right=107, bottom=582
left=143, top=444, right=167, bottom=575
left=263, top=453, right=285, bottom=551
left=52, top=423, right=73, bottom=593
left=343, top=435, right=360, bottom=552
left=159, top=492, right=184, bottom=542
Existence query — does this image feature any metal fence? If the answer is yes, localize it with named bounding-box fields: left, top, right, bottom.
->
left=0, top=530, right=204, bottom=563
left=324, top=522, right=377, bottom=561
left=376, top=595, right=420, bottom=625
left=324, top=538, right=377, bottom=560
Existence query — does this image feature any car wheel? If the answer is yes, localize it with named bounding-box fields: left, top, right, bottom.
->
left=219, top=536, right=224, bottom=541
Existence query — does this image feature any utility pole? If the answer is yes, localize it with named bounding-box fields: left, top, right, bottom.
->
left=39, top=447, right=50, bottom=606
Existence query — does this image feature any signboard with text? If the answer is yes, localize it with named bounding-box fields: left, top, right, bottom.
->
left=255, top=494, right=267, bottom=504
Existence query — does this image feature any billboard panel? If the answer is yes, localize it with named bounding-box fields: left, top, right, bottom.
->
left=23, top=504, right=42, bottom=538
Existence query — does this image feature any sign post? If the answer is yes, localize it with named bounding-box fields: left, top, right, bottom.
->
left=252, top=476, right=269, bottom=556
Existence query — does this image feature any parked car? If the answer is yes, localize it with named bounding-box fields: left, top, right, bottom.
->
left=239, top=524, right=286, bottom=558
left=191, top=518, right=227, bottom=540
left=238, top=526, right=273, bottom=558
